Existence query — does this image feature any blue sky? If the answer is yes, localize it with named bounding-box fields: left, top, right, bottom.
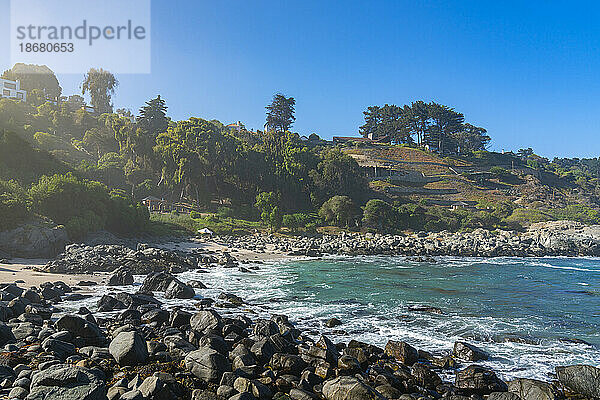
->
left=1, top=0, right=600, bottom=158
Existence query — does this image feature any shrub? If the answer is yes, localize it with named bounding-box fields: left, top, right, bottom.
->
left=318, top=195, right=357, bottom=227
left=28, top=173, right=148, bottom=239
left=0, top=180, right=30, bottom=231
left=362, top=199, right=398, bottom=232
left=190, top=211, right=201, bottom=219
left=217, top=206, right=235, bottom=218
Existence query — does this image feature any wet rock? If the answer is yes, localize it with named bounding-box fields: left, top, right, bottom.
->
left=107, top=267, right=134, bottom=286
left=270, top=353, right=306, bottom=375
left=455, top=365, right=507, bottom=395
left=322, top=376, right=385, bottom=400
left=384, top=340, right=418, bottom=366
left=164, top=279, right=195, bottom=299
left=108, top=331, right=149, bottom=366
left=507, top=378, right=558, bottom=400
left=55, top=315, right=105, bottom=346
left=556, top=364, right=600, bottom=399
left=453, top=341, right=489, bottom=361
left=325, top=318, right=342, bottom=328
left=97, top=295, right=126, bottom=312
left=0, top=323, right=15, bottom=346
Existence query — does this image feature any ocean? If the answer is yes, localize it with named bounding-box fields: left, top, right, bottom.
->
left=66, top=254, right=600, bottom=382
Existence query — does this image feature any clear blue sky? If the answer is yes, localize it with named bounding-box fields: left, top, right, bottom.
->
left=1, top=0, right=600, bottom=158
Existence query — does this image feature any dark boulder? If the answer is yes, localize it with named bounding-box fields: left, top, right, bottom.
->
left=108, top=331, right=149, bottom=366
left=185, top=347, right=231, bottom=382
left=455, top=365, right=507, bottom=395
left=26, top=364, right=106, bottom=400
left=384, top=340, right=418, bottom=366
left=453, top=341, right=489, bottom=361
left=322, top=376, right=385, bottom=400
left=107, top=267, right=134, bottom=286
left=556, top=364, right=600, bottom=399
left=164, top=279, right=195, bottom=299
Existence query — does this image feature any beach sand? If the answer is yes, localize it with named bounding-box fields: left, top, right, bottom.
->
left=0, top=258, right=106, bottom=288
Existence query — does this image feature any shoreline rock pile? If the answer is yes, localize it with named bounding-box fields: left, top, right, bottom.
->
left=0, top=271, right=597, bottom=400
left=219, top=221, right=600, bottom=258
left=42, top=244, right=228, bottom=275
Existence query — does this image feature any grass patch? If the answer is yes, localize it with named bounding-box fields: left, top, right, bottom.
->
left=149, top=212, right=262, bottom=235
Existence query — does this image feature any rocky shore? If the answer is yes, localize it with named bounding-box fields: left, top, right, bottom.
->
left=0, top=242, right=596, bottom=400
left=217, top=221, right=600, bottom=258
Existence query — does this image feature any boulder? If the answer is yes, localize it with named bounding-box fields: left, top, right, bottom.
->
left=185, top=347, right=231, bottom=382
left=0, top=222, right=68, bottom=258
left=0, top=322, right=16, bottom=345
left=384, top=340, right=418, bottom=365
left=55, top=315, right=105, bottom=346
left=507, top=378, right=558, bottom=400
left=270, top=353, right=306, bottom=375
left=190, top=310, right=222, bottom=333
left=488, top=393, right=521, bottom=400
left=41, top=338, right=76, bottom=360
left=97, top=295, right=126, bottom=312
left=138, top=372, right=185, bottom=399
left=107, top=267, right=134, bottom=286
left=109, top=331, right=149, bottom=366
left=556, top=364, right=600, bottom=399
left=164, top=279, right=195, bottom=299
left=26, top=364, right=106, bottom=400
left=453, top=341, right=489, bottom=361
left=322, top=376, right=385, bottom=400
left=455, top=365, right=507, bottom=395
left=139, top=272, right=175, bottom=292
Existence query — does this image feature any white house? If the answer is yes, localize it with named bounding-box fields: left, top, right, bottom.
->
left=0, top=78, right=27, bottom=102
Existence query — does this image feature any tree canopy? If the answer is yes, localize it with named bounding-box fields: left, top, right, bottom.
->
left=265, top=93, right=296, bottom=133
left=81, top=68, right=119, bottom=114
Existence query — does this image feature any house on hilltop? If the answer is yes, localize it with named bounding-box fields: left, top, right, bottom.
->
left=0, top=78, right=26, bottom=102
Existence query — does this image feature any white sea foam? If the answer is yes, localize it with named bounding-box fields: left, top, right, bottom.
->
left=56, top=255, right=600, bottom=383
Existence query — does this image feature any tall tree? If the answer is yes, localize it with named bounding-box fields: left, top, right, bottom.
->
left=359, top=104, right=411, bottom=143
left=427, top=102, right=464, bottom=155
left=137, top=95, right=169, bottom=137
left=265, top=93, right=296, bottom=132
left=81, top=68, right=118, bottom=114
left=452, top=123, right=490, bottom=154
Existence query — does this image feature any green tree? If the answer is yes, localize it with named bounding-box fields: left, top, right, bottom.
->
left=426, top=102, right=464, bottom=155
left=452, top=123, right=490, bottom=154
left=318, top=195, right=356, bottom=227
left=137, top=95, right=169, bottom=137
left=265, top=93, right=296, bottom=132
left=0, top=180, right=30, bottom=231
left=255, top=191, right=282, bottom=232
left=309, top=148, right=366, bottom=205
left=362, top=199, right=398, bottom=232
left=81, top=68, right=118, bottom=114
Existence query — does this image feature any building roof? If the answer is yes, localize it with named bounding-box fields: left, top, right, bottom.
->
left=333, top=136, right=372, bottom=142
left=142, top=196, right=161, bottom=201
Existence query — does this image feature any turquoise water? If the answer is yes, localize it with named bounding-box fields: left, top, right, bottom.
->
left=189, top=256, right=600, bottom=381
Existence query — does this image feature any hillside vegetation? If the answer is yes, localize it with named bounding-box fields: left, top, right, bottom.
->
left=0, top=64, right=598, bottom=239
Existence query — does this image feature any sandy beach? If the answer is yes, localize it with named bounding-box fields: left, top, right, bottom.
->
left=0, top=258, right=107, bottom=288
